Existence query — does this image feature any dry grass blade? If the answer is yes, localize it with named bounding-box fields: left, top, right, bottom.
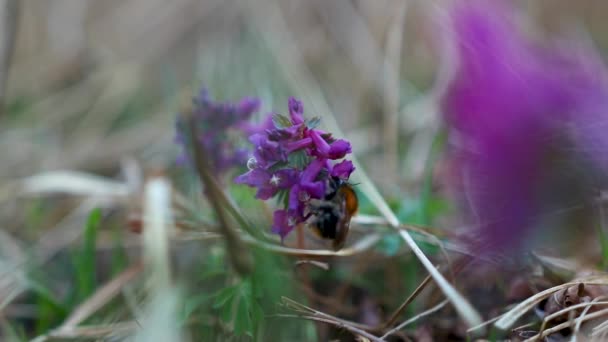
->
left=58, top=261, right=144, bottom=330
left=467, top=314, right=504, bottom=334
left=280, top=297, right=382, bottom=342
left=495, top=276, right=608, bottom=330
left=142, top=177, right=172, bottom=291
left=29, top=262, right=144, bottom=342
left=382, top=300, right=449, bottom=339
left=592, top=313, right=608, bottom=336
left=537, top=300, right=608, bottom=339
left=294, top=260, right=330, bottom=270
left=522, top=307, right=608, bottom=342
left=20, top=170, right=130, bottom=198
left=382, top=0, right=408, bottom=179
left=0, top=0, right=18, bottom=114
left=247, top=0, right=482, bottom=329
left=241, top=232, right=381, bottom=257
left=133, top=177, right=182, bottom=341
left=30, top=321, right=138, bottom=342
left=571, top=296, right=608, bottom=342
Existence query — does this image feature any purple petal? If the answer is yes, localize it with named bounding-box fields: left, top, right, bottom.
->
left=271, top=210, right=293, bottom=239
left=327, top=139, right=352, bottom=159
left=268, top=124, right=303, bottom=141
left=309, top=130, right=331, bottom=157
left=288, top=97, right=304, bottom=124
left=288, top=185, right=304, bottom=216
left=331, top=160, right=355, bottom=179
left=250, top=133, right=286, bottom=167
left=238, top=97, right=261, bottom=116
left=275, top=169, right=300, bottom=188
left=240, top=114, right=275, bottom=136
left=256, top=186, right=279, bottom=200
left=234, top=168, right=270, bottom=187
left=301, top=181, right=325, bottom=199
left=248, top=133, right=266, bottom=146
left=286, top=137, right=313, bottom=153
left=176, top=153, right=189, bottom=166
left=301, top=158, right=324, bottom=182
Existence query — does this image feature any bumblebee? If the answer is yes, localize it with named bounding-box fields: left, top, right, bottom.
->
left=308, top=177, right=358, bottom=250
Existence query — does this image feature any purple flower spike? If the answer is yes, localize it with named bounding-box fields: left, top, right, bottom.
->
left=174, top=88, right=261, bottom=177
left=235, top=97, right=356, bottom=240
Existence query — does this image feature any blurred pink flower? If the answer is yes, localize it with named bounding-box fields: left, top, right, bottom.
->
left=442, top=0, right=608, bottom=252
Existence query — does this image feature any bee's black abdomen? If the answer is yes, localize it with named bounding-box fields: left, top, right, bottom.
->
left=317, top=214, right=338, bottom=239
left=313, top=204, right=339, bottom=239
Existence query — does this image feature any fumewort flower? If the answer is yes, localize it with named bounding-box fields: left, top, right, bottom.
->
left=174, top=89, right=261, bottom=176
left=441, top=0, right=608, bottom=253
left=235, top=97, right=355, bottom=239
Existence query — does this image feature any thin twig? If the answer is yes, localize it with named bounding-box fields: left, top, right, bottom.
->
left=279, top=297, right=382, bottom=341
left=495, top=276, right=608, bottom=330
left=382, top=255, right=473, bottom=330
left=536, top=300, right=608, bottom=341
left=523, top=307, right=608, bottom=342
left=382, top=300, right=449, bottom=339
left=294, top=260, right=330, bottom=270
left=281, top=296, right=374, bottom=331
left=571, top=296, right=608, bottom=342
left=273, top=314, right=383, bottom=342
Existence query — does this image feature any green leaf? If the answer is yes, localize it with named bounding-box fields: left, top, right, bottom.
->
left=1, top=320, right=27, bottom=342
left=182, top=294, right=211, bottom=322
left=199, top=269, right=226, bottom=280
left=377, top=233, right=403, bottom=257
left=75, top=208, right=101, bottom=302
left=27, top=280, right=67, bottom=316
left=213, top=285, right=237, bottom=309
left=287, top=150, right=309, bottom=170
left=267, top=161, right=289, bottom=173
left=110, top=227, right=128, bottom=276
left=234, top=296, right=252, bottom=336
left=597, top=223, right=608, bottom=268
left=251, top=300, right=265, bottom=327
left=29, top=279, right=67, bottom=334
left=272, top=114, right=292, bottom=128
left=275, top=189, right=289, bottom=209
left=305, top=116, right=321, bottom=129
left=417, top=131, right=446, bottom=225
left=220, top=295, right=235, bottom=324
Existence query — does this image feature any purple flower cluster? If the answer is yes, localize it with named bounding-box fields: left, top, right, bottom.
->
left=175, top=89, right=260, bottom=176
left=441, top=0, right=608, bottom=253
left=235, top=98, right=355, bottom=239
